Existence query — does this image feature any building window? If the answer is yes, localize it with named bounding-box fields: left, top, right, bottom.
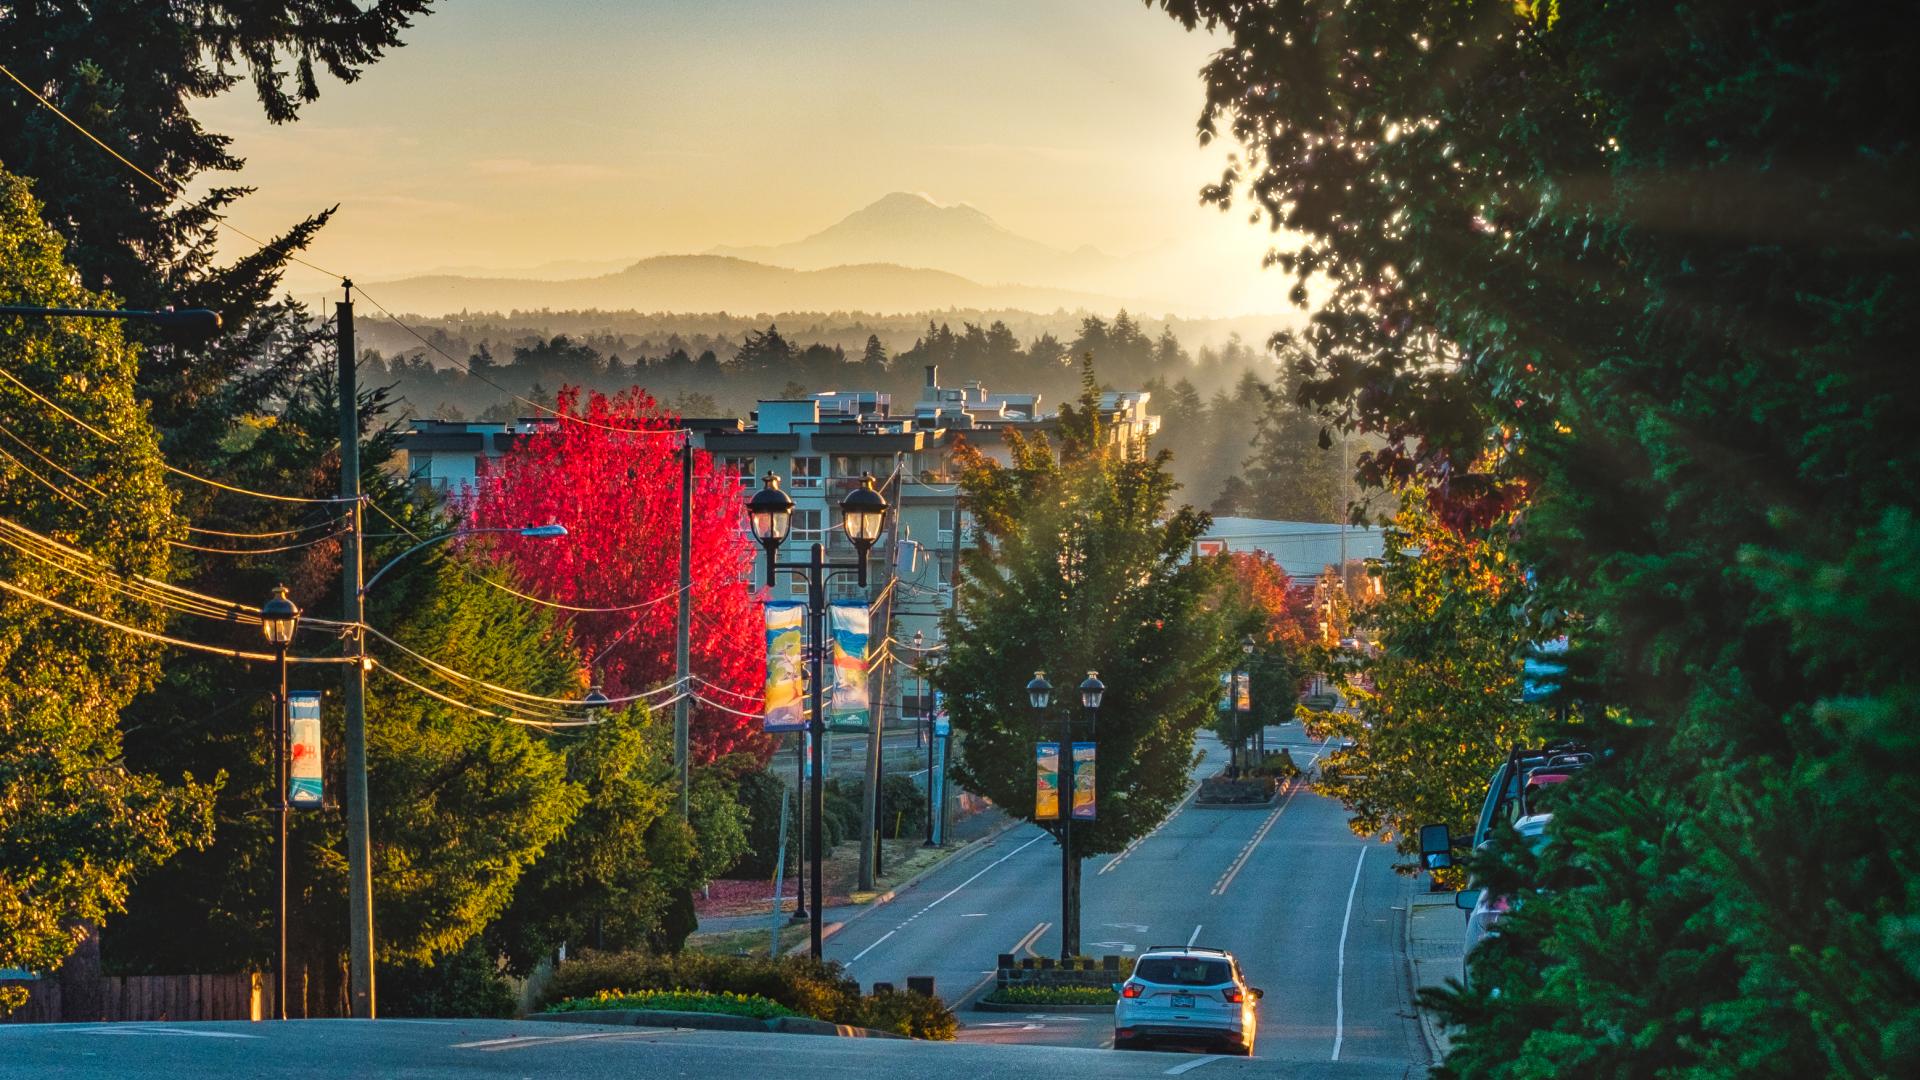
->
left=937, top=508, right=956, bottom=543
left=936, top=552, right=955, bottom=588
left=793, top=508, right=823, bottom=539
left=722, top=456, right=756, bottom=486
left=792, top=456, right=822, bottom=489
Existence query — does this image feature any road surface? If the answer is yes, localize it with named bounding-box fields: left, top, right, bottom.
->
left=824, top=722, right=1427, bottom=1073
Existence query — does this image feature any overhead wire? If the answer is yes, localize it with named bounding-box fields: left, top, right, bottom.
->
left=0, top=572, right=354, bottom=664
left=362, top=622, right=680, bottom=708
left=0, top=366, right=360, bottom=505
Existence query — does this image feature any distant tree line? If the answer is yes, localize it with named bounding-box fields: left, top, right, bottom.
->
left=370, top=311, right=1354, bottom=524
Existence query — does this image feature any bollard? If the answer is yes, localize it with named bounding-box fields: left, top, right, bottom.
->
left=906, top=976, right=935, bottom=998
left=872, top=981, right=895, bottom=995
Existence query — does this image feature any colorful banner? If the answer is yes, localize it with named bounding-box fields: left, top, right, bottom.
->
left=929, top=730, right=947, bottom=845
left=932, top=690, right=949, bottom=738
left=288, top=691, right=324, bottom=809
left=827, top=601, right=870, bottom=731
left=1071, top=741, right=1096, bottom=821
left=1219, top=672, right=1232, bottom=712
left=1035, top=742, right=1060, bottom=820
left=1234, top=671, right=1251, bottom=712
left=764, top=601, right=807, bottom=731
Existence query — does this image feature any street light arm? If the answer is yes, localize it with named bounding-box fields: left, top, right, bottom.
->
left=360, top=525, right=566, bottom=596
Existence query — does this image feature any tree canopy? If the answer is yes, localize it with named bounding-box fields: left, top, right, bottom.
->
left=1155, top=0, right=1920, bottom=1072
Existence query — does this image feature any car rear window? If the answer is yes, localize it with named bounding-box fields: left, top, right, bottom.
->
left=1134, top=957, right=1231, bottom=986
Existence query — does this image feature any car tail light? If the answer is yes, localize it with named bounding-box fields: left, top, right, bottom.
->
left=1120, top=983, right=1143, bottom=999
left=1222, top=987, right=1245, bottom=1003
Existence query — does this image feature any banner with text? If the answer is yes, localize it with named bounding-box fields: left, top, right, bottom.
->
left=827, top=601, right=870, bottom=731
left=288, top=691, right=324, bottom=809
left=1071, top=741, right=1096, bottom=821
left=764, top=601, right=807, bottom=731
left=1035, top=741, right=1061, bottom=820
left=1234, top=671, right=1251, bottom=712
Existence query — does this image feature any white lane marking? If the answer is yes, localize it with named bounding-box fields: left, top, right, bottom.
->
left=1210, top=743, right=1326, bottom=897
left=1165, top=1054, right=1227, bottom=1074
left=1187, top=923, right=1204, bottom=947
left=81, top=1027, right=264, bottom=1040
left=847, top=929, right=896, bottom=965
left=896, top=830, right=1048, bottom=926
left=1331, top=844, right=1369, bottom=1062
left=1019, top=922, right=1052, bottom=959
left=454, top=1031, right=656, bottom=1051
left=960, top=913, right=988, bottom=917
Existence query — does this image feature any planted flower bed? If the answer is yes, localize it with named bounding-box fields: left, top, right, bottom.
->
left=1196, top=773, right=1278, bottom=805
left=983, top=984, right=1118, bottom=1006
left=548, top=988, right=796, bottom=1019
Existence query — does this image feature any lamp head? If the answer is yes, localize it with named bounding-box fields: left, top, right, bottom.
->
left=839, top=472, right=889, bottom=551
left=747, top=472, right=794, bottom=547
left=1026, top=671, right=1052, bottom=711
left=519, top=523, right=568, bottom=538
left=260, top=583, right=300, bottom=647
left=1241, top=633, right=1256, bottom=656
left=1079, top=671, right=1106, bottom=711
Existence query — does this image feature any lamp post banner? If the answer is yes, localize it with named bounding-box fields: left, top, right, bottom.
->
left=1235, top=672, right=1251, bottom=712
left=1219, top=672, right=1232, bottom=712
left=288, top=691, right=325, bottom=809
left=763, top=601, right=807, bottom=731
left=1036, top=741, right=1061, bottom=820
left=827, top=601, right=869, bottom=731
left=1071, top=741, right=1096, bottom=821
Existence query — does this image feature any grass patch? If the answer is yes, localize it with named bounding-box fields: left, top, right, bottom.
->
left=983, top=984, right=1118, bottom=1006
left=546, top=988, right=796, bottom=1020
left=684, top=923, right=808, bottom=958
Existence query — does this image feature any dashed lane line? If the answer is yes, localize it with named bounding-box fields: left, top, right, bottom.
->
left=453, top=1031, right=674, bottom=1052
left=1208, top=742, right=1327, bottom=897
left=1164, top=1054, right=1228, bottom=1074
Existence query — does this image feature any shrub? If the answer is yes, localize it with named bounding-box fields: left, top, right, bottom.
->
left=850, top=987, right=959, bottom=1040
left=377, top=940, right=516, bottom=1018
left=540, top=950, right=857, bottom=1020
left=538, top=950, right=955, bottom=1039
left=984, top=984, right=1119, bottom=1006
left=728, top=770, right=793, bottom=879
left=548, top=988, right=795, bottom=1019
left=879, top=774, right=928, bottom=839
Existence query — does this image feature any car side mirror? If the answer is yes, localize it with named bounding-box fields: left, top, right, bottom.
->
left=1111, top=983, right=1122, bottom=994
left=1252, top=988, right=1264, bottom=1000
left=1419, top=823, right=1454, bottom=870
left=1454, top=889, right=1483, bottom=911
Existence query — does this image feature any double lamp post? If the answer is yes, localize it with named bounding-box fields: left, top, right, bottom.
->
left=745, top=472, right=891, bottom=960
left=1026, top=669, right=1104, bottom=963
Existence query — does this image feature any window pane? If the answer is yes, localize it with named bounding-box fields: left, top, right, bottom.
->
left=1133, top=958, right=1231, bottom=986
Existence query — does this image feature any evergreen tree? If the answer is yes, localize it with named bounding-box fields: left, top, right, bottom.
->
left=934, top=356, right=1234, bottom=952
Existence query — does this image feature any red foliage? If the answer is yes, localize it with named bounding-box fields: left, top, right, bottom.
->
left=1226, top=550, right=1314, bottom=650
left=463, top=387, right=771, bottom=765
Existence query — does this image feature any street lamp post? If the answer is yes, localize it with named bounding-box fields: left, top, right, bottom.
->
left=1239, top=633, right=1257, bottom=766
left=361, top=523, right=568, bottom=596
left=1029, top=670, right=1104, bottom=962
left=259, top=585, right=301, bottom=1021
left=747, top=472, right=890, bottom=960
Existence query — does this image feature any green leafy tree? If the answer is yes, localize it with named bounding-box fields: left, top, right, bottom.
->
left=934, top=357, right=1234, bottom=954
left=1306, top=495, right=1539, bottom=882
left=1154, top=0, right=1920, bottom=1073
left=0, top=168, right=214, bottom=1008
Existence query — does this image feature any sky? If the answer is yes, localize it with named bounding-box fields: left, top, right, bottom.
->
left=193, top=0, right=1288, bottom=310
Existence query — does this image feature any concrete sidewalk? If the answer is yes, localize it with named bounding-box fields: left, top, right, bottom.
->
left=1406, top=891, right=1464, bottom=1061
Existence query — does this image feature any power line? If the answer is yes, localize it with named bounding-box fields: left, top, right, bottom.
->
left=0, top=571, right=353, bottom=664
left=0, top=365, right=360, bottom=505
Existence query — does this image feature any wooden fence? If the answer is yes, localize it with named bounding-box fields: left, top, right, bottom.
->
left=1, top=973, right=266, bottom=1023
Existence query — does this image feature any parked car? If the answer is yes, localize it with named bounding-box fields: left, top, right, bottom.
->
left=1112, top=946, right=1263, bottom=1055
left=1459, top=812, right=1554, bottom=959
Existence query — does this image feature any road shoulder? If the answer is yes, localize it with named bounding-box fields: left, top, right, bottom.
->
left=1406, top=891, right=1462, bottom=1062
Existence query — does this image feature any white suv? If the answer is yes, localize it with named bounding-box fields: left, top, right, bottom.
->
left=1112, top=946, right=1262, bottom=1054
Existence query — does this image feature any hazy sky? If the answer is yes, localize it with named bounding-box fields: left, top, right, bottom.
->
left=194, top=0, right=1285, bottom=307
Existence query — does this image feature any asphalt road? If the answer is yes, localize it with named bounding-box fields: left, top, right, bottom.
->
left=0, top=1018, right=1414, bottom=1079
left=825, top=722, right=1427, bottom=1074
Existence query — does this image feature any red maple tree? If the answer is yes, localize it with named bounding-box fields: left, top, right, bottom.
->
left=462, top=387, right=770, bottom=765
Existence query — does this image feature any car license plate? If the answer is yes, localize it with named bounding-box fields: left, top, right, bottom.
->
left=1172, top=993, right=1195, bottom=1008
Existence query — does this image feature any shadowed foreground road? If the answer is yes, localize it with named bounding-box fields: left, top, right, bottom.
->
left=0, top=1019, right=1419, bottom=1079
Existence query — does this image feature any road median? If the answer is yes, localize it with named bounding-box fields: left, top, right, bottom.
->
left=530, top=1008, right=906, bottom=1038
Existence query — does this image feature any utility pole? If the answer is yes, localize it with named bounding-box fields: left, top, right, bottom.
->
left=336, top=285, right=375, bottom=1018
left=858, top=458, right=902, bottom=892
left=675, top=439, right=693, bottom=818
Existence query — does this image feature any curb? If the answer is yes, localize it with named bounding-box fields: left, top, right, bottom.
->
left=971, top=998, right=1114, bottom=1015
left=1190, top=798, right=1280, bottom=810
left=1406, top=892, right=1459, bottom=1064
left=528, top=1008, right=906, bottom=1039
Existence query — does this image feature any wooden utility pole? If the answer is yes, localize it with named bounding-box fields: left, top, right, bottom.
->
left=336, top=285, right=375, bottom=1018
